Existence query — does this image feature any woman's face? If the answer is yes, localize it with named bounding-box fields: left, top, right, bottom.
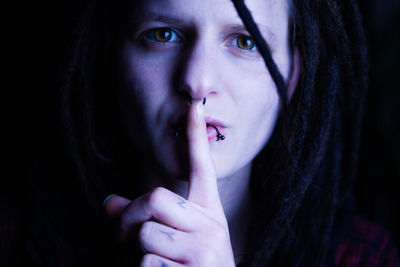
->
left=117, top=0, right=293, bottom=181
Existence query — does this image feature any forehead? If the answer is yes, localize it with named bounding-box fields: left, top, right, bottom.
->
left=128, top=0, right=290, bottom=34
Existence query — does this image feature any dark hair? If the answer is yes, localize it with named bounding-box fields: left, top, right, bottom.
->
left=233, top=0, right=368, bottom=265
left=54, top=0, right=368, bottom=265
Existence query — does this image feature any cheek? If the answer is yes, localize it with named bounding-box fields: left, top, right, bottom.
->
left=222, top=57, right=281, bottom=142
left=249, top=88, right=279, bottom=143
left=118, top=48, right=188, bottom=177
left=121, top=49, right=173, bottom=125
left=252, top=88, right=280, bottom=145
left=234, top=70, right=280, bottom=156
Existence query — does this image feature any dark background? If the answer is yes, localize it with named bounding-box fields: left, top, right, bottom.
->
left=10, top=0, right=400, bottom=252
left=356, top=0, right=400, bottom=251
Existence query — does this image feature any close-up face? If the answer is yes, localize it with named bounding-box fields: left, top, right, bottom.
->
left=117, top=0, right=294, bottom=181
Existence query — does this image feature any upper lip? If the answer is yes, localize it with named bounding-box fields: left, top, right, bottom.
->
left=170, top=114, right=227, bottom=129
left=205, top=116, right=227, bottom=128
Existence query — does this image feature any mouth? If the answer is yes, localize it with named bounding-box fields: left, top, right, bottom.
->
left=205, top=116, right=227, bottom=141
left=171, top=116, right=227, bottom=142
left=206, top=123, right=225, bottom=141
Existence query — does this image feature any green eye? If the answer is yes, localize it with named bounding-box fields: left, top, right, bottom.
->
left=236, top=36, right=256, bottom=50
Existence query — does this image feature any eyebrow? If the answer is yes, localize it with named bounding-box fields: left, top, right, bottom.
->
left=134, top=11, right=187, bottom=26
left=224, top=23, right=276, bottom=42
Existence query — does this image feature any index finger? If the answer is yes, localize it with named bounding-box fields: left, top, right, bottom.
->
left=186, top=101, right=222, bottom=210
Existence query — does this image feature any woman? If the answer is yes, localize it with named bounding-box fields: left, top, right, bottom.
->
left=3, top=0, right=399, bottom=266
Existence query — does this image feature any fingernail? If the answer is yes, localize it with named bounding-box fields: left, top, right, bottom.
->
left=195, top=101, right=204, bottom=121
left=103, top=194, right=117, bottom=207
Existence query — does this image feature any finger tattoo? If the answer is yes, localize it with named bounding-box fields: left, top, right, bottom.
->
left=160, top=261, right=170, bottom=267
left=177, top=197, right=186, bottom=209
left=160, top=231, right=175, bottom=241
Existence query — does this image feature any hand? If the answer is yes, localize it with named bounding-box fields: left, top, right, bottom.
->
left=104, top=101, right=236, bottom=267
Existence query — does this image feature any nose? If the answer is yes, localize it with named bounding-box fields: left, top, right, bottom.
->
left=177, top=41, right=219, bottom=103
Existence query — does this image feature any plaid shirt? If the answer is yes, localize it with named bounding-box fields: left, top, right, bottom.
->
left=335, top=216, right=399, bottom=266
left=1, top=196, right=399, bottom=266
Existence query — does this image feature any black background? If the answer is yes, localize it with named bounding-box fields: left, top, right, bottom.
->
left=9, top=0, right=400, bottom=252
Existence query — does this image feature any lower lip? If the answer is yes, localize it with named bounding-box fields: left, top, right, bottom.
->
left=207, top=125, right=224, bottom=141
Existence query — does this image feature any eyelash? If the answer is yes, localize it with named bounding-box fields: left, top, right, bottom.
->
left=140, top=27, right=258, bottom=53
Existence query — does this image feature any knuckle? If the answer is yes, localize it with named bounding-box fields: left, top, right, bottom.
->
left=140, top=254, right=157, bottom=267
left=202, top=221, right=227, bottom=242
left=139, top=221, right=155, bottom=244
left=146, top=187, right=168, bottom=209
left=196, top=245, right=218, bottom=266
left=189, top=224, right=229, bottom=265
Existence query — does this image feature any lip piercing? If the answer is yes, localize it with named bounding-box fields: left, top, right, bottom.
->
left=211, top=125, right=225, bottom=141
left=175, top=125, right=225, bottom=141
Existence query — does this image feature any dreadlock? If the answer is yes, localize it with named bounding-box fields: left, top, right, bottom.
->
left=229, top=0, right=368, bottom=266
left=56, top=0, right=368, bottom=266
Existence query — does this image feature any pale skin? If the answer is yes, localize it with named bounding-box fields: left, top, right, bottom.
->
left=104, top=0, right=300, bottom=266
left=106, top=102, right=236, bottom=266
